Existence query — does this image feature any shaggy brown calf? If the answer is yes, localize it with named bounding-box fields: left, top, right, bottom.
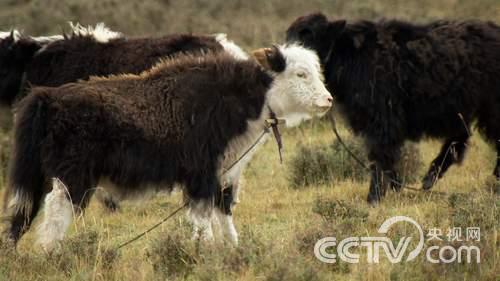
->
left=0, top=24, right=245, bottom=210
left=287, top=13, right=500, bottom=203
left=5, top=45, right=332, bottom=250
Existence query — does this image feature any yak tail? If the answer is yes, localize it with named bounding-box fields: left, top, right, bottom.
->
left=3, top=91, right=48, bottom=241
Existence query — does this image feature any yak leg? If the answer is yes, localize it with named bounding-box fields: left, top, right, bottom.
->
left=188, top=201, right=214, bottom=241
left=36, top=178, right=75, bottom=252
left=94, top=187, right=120, bottom=212
left=36, top=177, right=96, bottom=252
left=366, top=144, right=401, bottom=204
left=422, top=134, right=469, bottom=190
left=214, top=187, right=238, bottom=245
left=4, top=183, right=45, bottom=245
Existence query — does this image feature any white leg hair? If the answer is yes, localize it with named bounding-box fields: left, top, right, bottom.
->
left=187, top=201, right=214, bottom=241
left=214, top=208, right=238, bottom=245
left=36, top=178, right=74, bottom=253
left=232, top=174, right=243, bottom=206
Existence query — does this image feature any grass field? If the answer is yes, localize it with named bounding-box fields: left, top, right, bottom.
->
left=0, top=1, right=499, bottom=280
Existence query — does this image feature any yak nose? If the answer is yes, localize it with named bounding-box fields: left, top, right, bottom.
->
left=324, top=95, right=333, bottom=106
left=315, top=95, right=333, bottom=109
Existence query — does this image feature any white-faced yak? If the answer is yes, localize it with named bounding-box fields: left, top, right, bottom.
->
left=287, top=13, right=500, bottom=203
left=4, top=45, right=332, bottom=251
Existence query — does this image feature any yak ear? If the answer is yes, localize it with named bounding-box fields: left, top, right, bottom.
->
left=252, top=46, right=286, bottom=73
left=265, top=45, right=286, bottom=73
left=252, top=47, right=272, bottom=70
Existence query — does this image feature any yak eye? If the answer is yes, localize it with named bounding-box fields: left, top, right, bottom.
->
left=297, top=71, right=307, bottom=79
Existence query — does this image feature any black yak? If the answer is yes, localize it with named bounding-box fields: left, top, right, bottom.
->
left=4, top=45, right=332, bottom=250
left=287, top=13, right=500, bottom=203
left=0, top=23, right=236, bottom=106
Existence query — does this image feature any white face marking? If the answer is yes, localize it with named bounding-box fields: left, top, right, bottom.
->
left=36, top=178, right=74, bottom=253
left=69, top=22, right=122, bottom=43
left=215, top=33, right=249, bottom=60
left=267, top=44, right=333, bottom=127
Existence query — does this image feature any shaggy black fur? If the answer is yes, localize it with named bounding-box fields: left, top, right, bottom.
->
left=287, top=13, right=500, bottom=203
left=0, top=31, right=226, bottom=212
left=6, top=51, right=277, bottom=243
left=0, top=35, right=41, bottom=105
left=0, top=32, right=223, bottom=106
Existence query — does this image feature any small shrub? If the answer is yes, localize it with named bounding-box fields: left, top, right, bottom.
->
left=288, top=137, right=423, bottom=188
left=312, top=198, right=369, bottom=222
left=50, top=230, right=101, bottom=274
left=288, top=139, right=366, bottom=188
left=146, top=230, right=200, bottom=279
left=483, top=176, right=500, bottom=194
left=264, top=260, right=320, bottom=281
left=448, top=192, right=499, bottom=231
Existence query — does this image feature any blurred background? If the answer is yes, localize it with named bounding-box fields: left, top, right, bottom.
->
left=0, top=2, right=499, bottom=280
left=1, top=0, right=500, bottom=49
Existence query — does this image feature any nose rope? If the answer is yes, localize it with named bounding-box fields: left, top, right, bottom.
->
left=266, top=107, right=286, bottom=163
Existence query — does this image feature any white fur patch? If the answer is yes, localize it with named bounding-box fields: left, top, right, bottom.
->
left=1, top=31, right=62, bottom=45
left=69, top=22, right=122, bottom=43
left=215, top=33, right=248, bottom=60
left=36, top=178, right=74, bottom=253
left=214, top=209, right=238, bottom=245
left=187, top=202, right=214, bottom=241
left=32, top=35, right=64, bottom=44
left=7, top=190, right=22, bottom=211
left=220, top=106, right=270, bottom=184
left=0, top=30, right=20, bottom=41
left=7, top=189, right=33, bottom=216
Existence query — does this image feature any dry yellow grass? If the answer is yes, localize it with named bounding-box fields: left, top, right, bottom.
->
left=1, top=119, right=498, bottom=281
left=0, top=1, right=499, bottom=280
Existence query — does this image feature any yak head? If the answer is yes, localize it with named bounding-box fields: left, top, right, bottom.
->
left=252, top=44, right=333, bottom=127
left=286, top=13, right=346, bottom=64
left=0, top=31, right=42, bottom=105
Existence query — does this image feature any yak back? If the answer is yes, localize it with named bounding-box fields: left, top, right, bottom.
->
left=328, top=19, right=500, bottom=141
left=26, top=33, right=224, bottom=87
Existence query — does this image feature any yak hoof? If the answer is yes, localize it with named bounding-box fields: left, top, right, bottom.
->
left=366, top=193, right=381, bottom=205
left=422, top=174, right=437, bottom=190
left=390, top=181, right=402, bottom=192
left=103, top=197, right=120, bottom=212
